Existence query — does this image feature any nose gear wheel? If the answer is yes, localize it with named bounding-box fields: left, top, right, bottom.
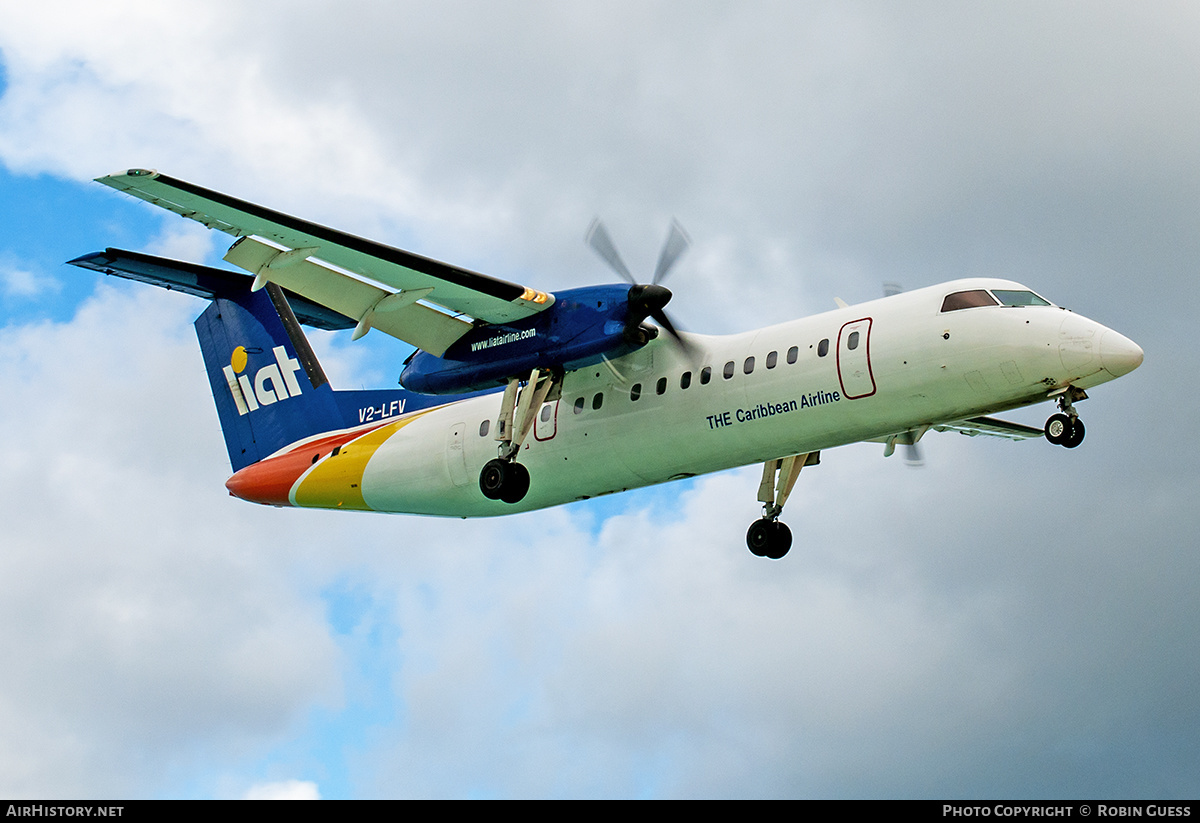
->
left=1045, top=386, right=1087, bottom=449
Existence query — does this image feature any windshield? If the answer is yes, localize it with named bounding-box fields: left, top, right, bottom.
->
left=992, top=289, right=1051, bottom=307
left=940, top=290, right=998, bottom=312
left=941, top=288, right=1053, bottom=312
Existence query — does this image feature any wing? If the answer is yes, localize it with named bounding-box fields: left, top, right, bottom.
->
left=223, top=236, right=472, bottom=355
left=932, top=415, right=1046, bottom=440
left=95, top=169, right=555, bottom=336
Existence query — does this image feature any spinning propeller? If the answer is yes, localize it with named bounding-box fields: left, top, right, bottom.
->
left=883, top=429, right=926, bottom=468
left=586, top=218, right=694, bottom=355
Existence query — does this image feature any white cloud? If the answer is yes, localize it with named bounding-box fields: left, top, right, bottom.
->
left=243, top=779, right=321, bottom=800
left=143, top=220, right=218, bottom=266
left=0, top=286, right=341, bottom=796
left=0, top=256, right=51, bottom=297
left=0, top=0, right=1196, bottom=800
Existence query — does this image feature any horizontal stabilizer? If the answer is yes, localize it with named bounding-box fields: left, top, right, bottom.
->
left=68, top=248, right=355, bottom=331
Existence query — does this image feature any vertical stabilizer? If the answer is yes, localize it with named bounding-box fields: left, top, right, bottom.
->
left=194, top=283, right=343, bottom=471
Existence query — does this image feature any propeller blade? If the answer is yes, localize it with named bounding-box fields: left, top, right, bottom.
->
left=649, top=307, right=681, bottom=341
left=585, top=219, right=636, bottom=284
left=652, top=219, right=691, bottom=286
left=588, top=219, right=696, bottom=362
left=650, top=308, right=698, bottom=361
left=884, top=429, right=925, bottom=466
left=903, top=440, right=924, bottom=467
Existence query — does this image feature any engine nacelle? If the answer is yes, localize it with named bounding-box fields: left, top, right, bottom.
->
left=399, top=284, right=655, bottom=394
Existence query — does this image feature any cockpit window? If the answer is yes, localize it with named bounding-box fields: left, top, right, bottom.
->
left=992, top=289, right=1051, bottom=307
left=941, top=290, right=999, bottom=312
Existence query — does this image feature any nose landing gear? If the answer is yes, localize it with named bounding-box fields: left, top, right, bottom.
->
left=1044, top=413, right=1085, bottom=448
left=1045, top=386, right=1087, bottom=449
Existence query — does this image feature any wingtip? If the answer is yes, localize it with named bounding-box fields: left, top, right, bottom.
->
left=95, top=168, right=159, bottom=184
left=65, top=251, right=107, bottom=268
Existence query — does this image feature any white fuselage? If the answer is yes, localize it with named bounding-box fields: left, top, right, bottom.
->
left=272, top=278, right=1140, bottom=517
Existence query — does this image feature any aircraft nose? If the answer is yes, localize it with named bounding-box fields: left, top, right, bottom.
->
left=1099, top=329, right=1144, bottom=378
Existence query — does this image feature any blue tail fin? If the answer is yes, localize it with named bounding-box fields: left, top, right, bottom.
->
left=195, top=283, right=345, bottom=471
left=71, top=248, right=445, bottom=473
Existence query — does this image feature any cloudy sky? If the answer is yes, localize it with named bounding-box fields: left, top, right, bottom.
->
left=0, top=1, right=1196, bottom=799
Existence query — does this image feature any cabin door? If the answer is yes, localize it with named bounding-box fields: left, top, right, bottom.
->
left=837, top=318, right=876, bottom=399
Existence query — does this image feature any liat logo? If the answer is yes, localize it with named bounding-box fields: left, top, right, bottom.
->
left=222, top=345, right=304, bottom=416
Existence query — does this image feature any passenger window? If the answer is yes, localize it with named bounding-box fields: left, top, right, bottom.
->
left=744, top=356, right=755, bottom=374
left=723, top=361, right=735, bottom=379
left=656, top=377, right=667, bottom=395
left=817, top=339, right=828, bottom=357
left=766, top=351, right=777, bottom=369
left=573, top=397, right=584, bottom=414
left=788, top=346, right=799, bottom=363
left=592, top=393, right=603, bottom=411
left=680, top=371, right=692, bottom=389
left=700, top=366, right=712, bottom=385
left=630, top=383, right=641, bottom=401
left=848, top=331, right=860, bottom=350
left=540, top=404, right=552, bottom=423
left=479, top=419, right=490, bottom=437
left=941, top=290, right=999, bottom=312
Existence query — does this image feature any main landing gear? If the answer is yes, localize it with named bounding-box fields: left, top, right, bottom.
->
left=479, top=458, right=530, bottom=504
left=747, top=452, right=818, bottom=559
left=1044, top=386, right=1087, bottom=449
left=479, top=368, right=559, bottom=505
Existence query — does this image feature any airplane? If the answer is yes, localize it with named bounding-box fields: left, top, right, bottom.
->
left=70, top=168, right=1144, bottom=559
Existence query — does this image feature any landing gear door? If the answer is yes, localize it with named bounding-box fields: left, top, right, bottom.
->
left=837, top=318, right=876, bottom=399
left=446, top=421, right=470, bottom=487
